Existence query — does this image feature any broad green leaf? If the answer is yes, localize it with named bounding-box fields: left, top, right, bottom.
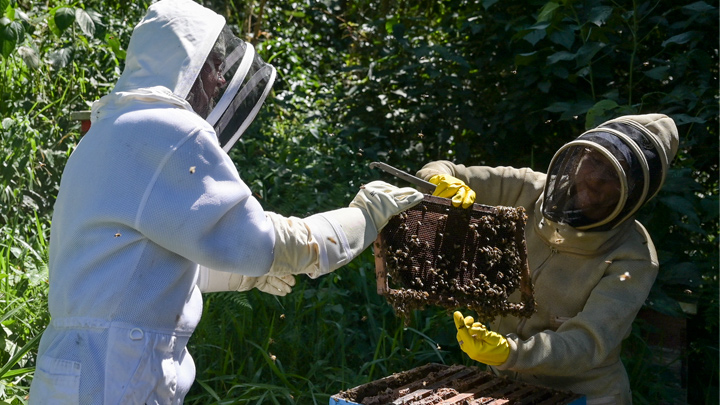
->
left=662, top=31, right=701, bottom=47
left=282, top=10, right=305, bottom=18
left=17, top=45, right=39, bottom=69
left=0, top=0, right=8, bottom=17
left=514, top=51, right=538, bottom=66
left=9, top=19, right=23, bottom=41
left=0, top=19, right=22, bottom=58
left=672, top=113, right=706, bottom=125
left=544, top=101, right=572, bottom=113
left=85, top=9, right=106, bottom=39
left=537, top=2, right=560, bottom=22
left=661, top=168, right=702, bottom=193
left=646, top=287, right=684, bottom=317
left=620, top=10, right=634, bottom=21
left=391, top=23, right=406, bottom=41
left=1, top=117, right=14, bottom=129
left=549, top=29, right=575, bottom=50
left=659, top=262, right=703, bottom=286
left=529, top=21, right=551, bottom=30
left=547, top=50, right=575, bottom=64
left=105, top=32, right=126, bottom=60
left=433, top=45, right=468, bottom=67
left=658, top=195, right=699, bottom=223
left=54, top=7, right=75, bottom=33
left=1, top=16, right=12, bottom=33
left=523, top=29, right=546, bottom=45
left=391, top=89, right=407, bottom=98
left=700, top=196, right=719, bottom=219
left=585, top=99, right=618, bottom=128
left=14, top=8, right=28, bottom=25
left=75, top=8, right=95, bottom=37
left=575, top=42, right=604, bottom=67
left=586, top=6, right=613, bottom=26
left=552, top=66, right=569, bottom=78
left=682, top=1, right=716, bottom=13
left=47, top=46, right=74, bottom=68
left=643, top=65, right=670, bottom=81
left=559, top=98, right=595, bottom=120
left=385, top=17, right=398, bottom=34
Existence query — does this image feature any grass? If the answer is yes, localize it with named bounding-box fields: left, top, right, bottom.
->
left=1, top=218, right=469, bottom=404
left=0, top=220, right=699, bottom=404
left=185, top=253, right=467, bottom=404
left=0, top=220, right=50, bottom=404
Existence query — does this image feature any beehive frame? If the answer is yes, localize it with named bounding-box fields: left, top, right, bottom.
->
left=374, top=195, right=535, bottom=320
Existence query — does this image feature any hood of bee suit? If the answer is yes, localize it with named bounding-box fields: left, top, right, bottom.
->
left=541, top=114, right=679, bottom=231
left=90, top=0, right=276, bottom=152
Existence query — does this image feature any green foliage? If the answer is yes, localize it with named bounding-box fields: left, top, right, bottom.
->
left=0, top=1, right=146, bottom=402
left=0, top=0, right=716, bottom=403
left=187, top=258, right=466, bottom=404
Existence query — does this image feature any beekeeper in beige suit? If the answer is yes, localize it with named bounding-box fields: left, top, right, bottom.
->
left=416, top=114, right=678, bottom=404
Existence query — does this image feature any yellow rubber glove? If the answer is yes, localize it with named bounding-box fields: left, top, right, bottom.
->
left=429, top=174, right=476, bottom=208
left=453, top=311, right=510, bottom=366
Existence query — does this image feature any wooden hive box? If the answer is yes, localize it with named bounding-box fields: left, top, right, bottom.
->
left=330, top=363, right=586, bottom=405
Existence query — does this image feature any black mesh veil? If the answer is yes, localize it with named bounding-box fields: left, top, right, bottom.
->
left=542, top=121, right=665, bottom=231
left=197, top=26, right=276, bottom=152
left=542, top=141, right=629, bottom=230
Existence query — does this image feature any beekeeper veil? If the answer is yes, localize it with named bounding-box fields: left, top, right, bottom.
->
left=187, top=25, right=276, bottom=152
left=541, top=114, right=679, bottom=231
left=91, top=0, right=275, bottom=153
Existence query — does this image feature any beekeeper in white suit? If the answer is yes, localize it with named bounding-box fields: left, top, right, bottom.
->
left=28, top=0, right=423, bottom=403
left=418, top=114, right=679, bottom=404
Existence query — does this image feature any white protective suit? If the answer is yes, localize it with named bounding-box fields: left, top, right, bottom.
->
left=28, top=1, right=422, bottom=403
left=417, top=114, right=678, bottom=404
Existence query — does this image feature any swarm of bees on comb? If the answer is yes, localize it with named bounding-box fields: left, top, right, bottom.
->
left=374, top=195, right=535, bottom=323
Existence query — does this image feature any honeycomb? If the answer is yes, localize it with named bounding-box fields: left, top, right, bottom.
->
left=374, top=195, right=535, bottom=322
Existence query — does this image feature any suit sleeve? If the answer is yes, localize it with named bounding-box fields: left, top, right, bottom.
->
left=498, top=224, right=658, bottom=375
left=136, top=128, right=275, bottom=277
left=416, top=160, right=547, bottom=210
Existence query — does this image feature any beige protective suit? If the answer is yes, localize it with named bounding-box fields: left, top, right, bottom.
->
left=417, top=114, right=678, bottom=404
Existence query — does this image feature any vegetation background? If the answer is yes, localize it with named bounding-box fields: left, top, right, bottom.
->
left=0, top=0, right=717, bottom=404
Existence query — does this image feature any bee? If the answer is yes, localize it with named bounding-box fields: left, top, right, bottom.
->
left=114, top=233, right=121, bottom=238
left=189, top=166, right=196, bottom=174
left=280, top=314, right=286, bottom=320
left=619, top=272, right=631, bottom=281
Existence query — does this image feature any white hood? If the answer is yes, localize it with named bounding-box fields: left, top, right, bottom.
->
left=92, top=0, right=224, bottom=122
left=91, top=0, right=275, bottom=151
